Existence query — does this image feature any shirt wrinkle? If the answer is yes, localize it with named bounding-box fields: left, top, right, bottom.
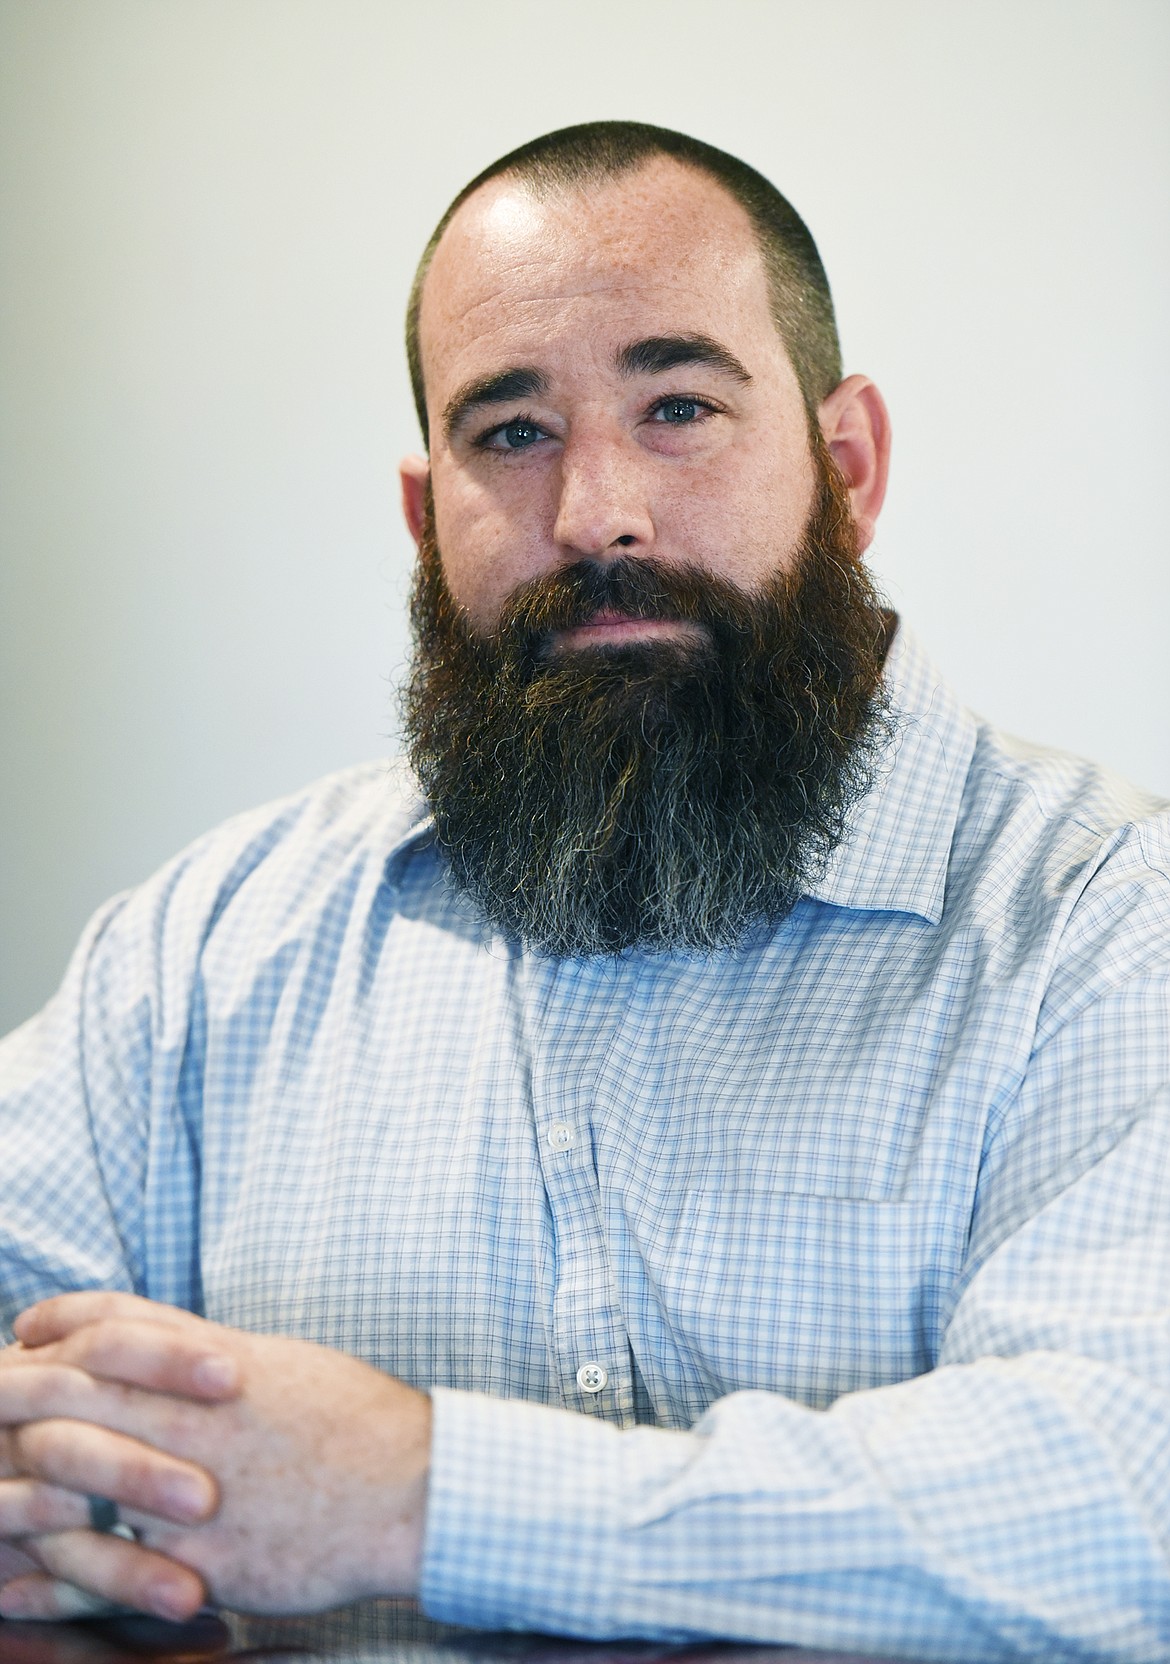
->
left=3, top=623, right=1170, bottom=1659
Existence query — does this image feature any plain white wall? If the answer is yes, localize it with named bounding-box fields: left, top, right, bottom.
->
left=2, top=0, right=1168, bottom=1033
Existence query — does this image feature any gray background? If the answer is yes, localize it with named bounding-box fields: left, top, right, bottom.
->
left=2, top=0, right=1168, bottom=1034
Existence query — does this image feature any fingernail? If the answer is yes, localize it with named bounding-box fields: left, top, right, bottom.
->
left=165, top=1474, right=210, bottom=1517
left=192, top=1354, right=237, bottom=1393
left=152, top=1580, right=195, bottom=1621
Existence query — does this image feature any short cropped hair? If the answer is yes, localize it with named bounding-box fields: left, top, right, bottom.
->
left=406, top=120, right=842, bottom=445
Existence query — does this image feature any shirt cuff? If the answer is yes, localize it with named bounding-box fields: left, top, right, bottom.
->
left=419, top=1385, right=691, bottom=1637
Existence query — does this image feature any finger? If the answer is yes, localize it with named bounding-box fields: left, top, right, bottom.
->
left=0, top=1537, right=41, bottom=1584
left=0, top=1361, right=121, bottom=1426
left=0, top=1366, right=220, bottom=1518
left=15, top=1294, right=201, bottom=1348
left=14, top=1420, right=217, bottom=1526
left=0, top=1476, right=91, bottom=1536
left=0, top=1571, right=128, bottom=1621
left=0, top=1359, right=210, bottom=1448
left=1, top=1529, right=205, bottom=1621
left=12, top=1320, right=239, bottom=1402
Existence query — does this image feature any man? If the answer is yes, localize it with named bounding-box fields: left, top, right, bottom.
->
left=0, top=121, right=1168, bottom=1661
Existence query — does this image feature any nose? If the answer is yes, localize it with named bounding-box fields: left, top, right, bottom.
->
left=552, top=434, right=655, bottom=561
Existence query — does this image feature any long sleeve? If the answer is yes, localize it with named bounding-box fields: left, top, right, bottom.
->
left=420, top=884, right=1170, bottom=1664
left=4, top=657, right=1170, bottom=1659
left=0, top=892, right=155, bottom=1335
left=421, top=1100, right=1170, bottom=1661
left=0, top=864, right=216, bottom=1335
left=0, top=761, right=419, bottom=1342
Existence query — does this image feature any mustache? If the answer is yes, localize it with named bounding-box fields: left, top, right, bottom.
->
left=493, top=556, right=779, bottom=663
left=404, top=453, right=892, bottom=954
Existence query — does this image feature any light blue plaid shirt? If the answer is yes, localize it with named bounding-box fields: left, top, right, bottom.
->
left=2, top=626, right=1169, bottom=1662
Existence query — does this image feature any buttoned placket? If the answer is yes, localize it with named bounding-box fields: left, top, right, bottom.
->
left=523, top=953, right=637, bottom=1425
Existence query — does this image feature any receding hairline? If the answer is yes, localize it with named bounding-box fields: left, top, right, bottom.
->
left=431, top=148, right=754, bottom=248
left=419, top=152, right=767, bottom=336
left=406, top=122, right=842, bottom=445
left=413, top=158, right=766, bottom=437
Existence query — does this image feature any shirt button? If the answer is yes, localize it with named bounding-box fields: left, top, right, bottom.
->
left=576, top=1362, right=608, bottom=1394
left=547, top=1122, right=575, bottom=1150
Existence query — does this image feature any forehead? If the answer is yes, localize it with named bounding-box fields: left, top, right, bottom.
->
left=417, top=158, right=779, bottom=411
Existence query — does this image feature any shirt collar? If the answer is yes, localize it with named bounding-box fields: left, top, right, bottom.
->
left=381, top=758, right=436, bottom=880
left=384, top=623, right=977, bottom=926
left=805, top=621, right=976, bottom=924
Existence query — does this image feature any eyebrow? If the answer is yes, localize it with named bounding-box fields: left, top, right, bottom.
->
left=615, top=333, right=754, bottom=385
left=442, top=366, right=549, bottom=441
left=441, top=333, right=753, bottom=443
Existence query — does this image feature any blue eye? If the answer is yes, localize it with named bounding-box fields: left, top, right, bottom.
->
left=484, top=418, right=546, bottom=451
left=504, top=420, right=540, bottom=447
left=654, top=398, right=704, bottom=424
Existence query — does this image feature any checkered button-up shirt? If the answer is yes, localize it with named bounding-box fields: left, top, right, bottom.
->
left=2, top=626, right=1169, bottom=1661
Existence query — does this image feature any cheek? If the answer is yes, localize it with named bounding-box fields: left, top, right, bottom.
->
left=670, top=448, right=814, bottom=585
left=432, top=492, right=541, bottom=628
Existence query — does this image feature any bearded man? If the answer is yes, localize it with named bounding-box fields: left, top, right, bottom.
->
left=0, top=123, right=1168, bottom=1663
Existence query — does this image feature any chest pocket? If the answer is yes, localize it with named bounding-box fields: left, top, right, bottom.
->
left=651, top=1187, right=958, bottom=1409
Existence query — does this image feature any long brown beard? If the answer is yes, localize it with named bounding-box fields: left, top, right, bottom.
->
left=404, top=446, right=892, bottom=955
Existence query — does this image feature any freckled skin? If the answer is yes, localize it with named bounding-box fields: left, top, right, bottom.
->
left=413, top=158, right=820, bottom=635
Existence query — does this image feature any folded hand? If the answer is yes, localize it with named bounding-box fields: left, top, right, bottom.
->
left=0, top=1294, right=432, bottom=1622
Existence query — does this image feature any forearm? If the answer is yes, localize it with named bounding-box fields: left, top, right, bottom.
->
left=422, top=1358, right=1170, bottom=1663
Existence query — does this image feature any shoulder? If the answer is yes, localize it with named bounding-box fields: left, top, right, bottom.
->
left=945, top=720, right=1170, bottom=1028
left=825, top=626, right=1169, bottom=926
left=74, top=760, right=430, bottom=1006
left=959, top=720, right=1170, bottom=893
left=858, top=625, right=1170, bottom=974
left=1, top=761, right=431, bottom=1100
left=969, top=721, right=1167, bottom=839
left=145, top=757, right=423, bottom=908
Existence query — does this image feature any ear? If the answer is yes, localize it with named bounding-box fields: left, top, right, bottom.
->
left=816, top=376, right=891, bottom=556
left=399, top=454, right=431, bottom=549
